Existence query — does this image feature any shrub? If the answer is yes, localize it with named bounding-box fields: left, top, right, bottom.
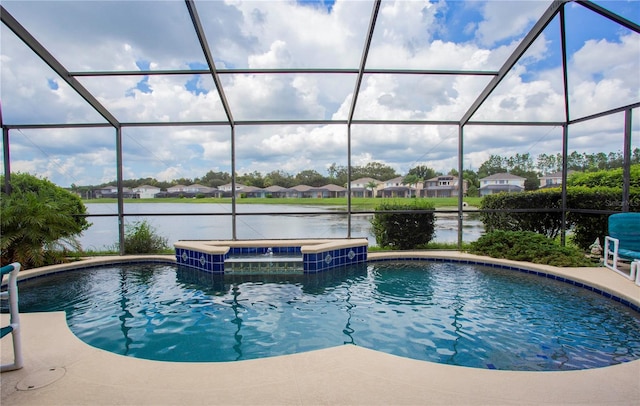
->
left=479, top=187, right=640, bottom=251
left=567, top=164, right=640, bottom=188
left=1, top=173, right=91, bottom=267
left=480, top=190, right=564, bottom=238
left=564, top=165, right=640, bottom=249
left=469, top=230, right=593, bottom=267
left=566, top=186, right=640, bottom=250
left=122, top=220, right=169, bottom=254
left=371, top=199, right=435, bottom=250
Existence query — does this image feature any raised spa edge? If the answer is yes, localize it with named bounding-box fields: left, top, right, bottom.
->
left=174, top=238, right=369, bottom=274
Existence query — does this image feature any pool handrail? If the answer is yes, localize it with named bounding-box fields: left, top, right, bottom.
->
left=1, top=262, right=23, bottom=372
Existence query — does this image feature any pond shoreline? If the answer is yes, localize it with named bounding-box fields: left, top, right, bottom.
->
left=83, top=197, right=482, bottom=210
left=80, top=202, right=484, bottom=250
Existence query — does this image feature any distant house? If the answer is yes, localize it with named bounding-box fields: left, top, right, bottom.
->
left=421, top=175, right=467, bottom=198
left=241, top=186, right=266, bottom=198
left=349, top=177, right=381, bottom=198
left=94, top=186, right=138, bottom=199
left=263, top=185, right=289, bottom=198
left=315, top=184, right=347, bottom=198
left=94, top=186, right=117, bottom=198
left=133, top=185, right=161, bottom=199
left=479, top=173, right=526, bottom=196
left=166, top=184, right=188, bottom=194
left=288, top=184, right=313, bottom=198
left=539, top=170, right=576, bottom=189
left=378, top=176, right=415, bottom=198
left=185, top=184, right=215, bottom=194
left=218, top=183, right=247, bottom=197
left=164, top=183, right=218, bottom=197
left=301, top=184, right=347, bottom=198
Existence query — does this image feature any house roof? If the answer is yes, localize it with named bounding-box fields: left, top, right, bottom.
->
left=241, top=186, right=263, bottom=192
left=351, top=177, right=380, bottom=185
left=480, top=173, right=526, bottom=181
left=385, top=176, right=404, bottom=184
left=263, top=185, right=287, bottom=192
left=219, top=183, right=247, bottom=189
left=540, top=170, right=577, bottom=178
left=320, top=184, right=346, bottom=192
left=289, top=184, right=313, bottom=192
left=98, top=187, right=132, bottom=193
left=425, top=175, right=458, bottom=182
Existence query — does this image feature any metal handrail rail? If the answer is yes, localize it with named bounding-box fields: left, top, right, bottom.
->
left=1, top=262, right=23, bottom=372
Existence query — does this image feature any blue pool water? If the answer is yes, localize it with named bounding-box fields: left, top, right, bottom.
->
left=7, top=261, right=640, bottom=370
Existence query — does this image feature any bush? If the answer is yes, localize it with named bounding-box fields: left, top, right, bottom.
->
left=479, top=187, right=640, bottom=251
left=1, top=173, right=91, bottom=267
left=564, top=165, right=640, bottom=249
left=371, top=199, right=435, bottom=250
left=566, top=186, right=640, bottom=250
left=568, top=164, right=640, bottom=188
left=469, top=230, right=593, bottom=267
left=480, top=190, right=564, bottom=238
left=122, top=220, right=169, bottom=254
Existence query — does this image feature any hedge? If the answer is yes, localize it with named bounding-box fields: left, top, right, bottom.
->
left=371, top=199, right=435, bottom=250
left=479, top=187, right=640, bottom=251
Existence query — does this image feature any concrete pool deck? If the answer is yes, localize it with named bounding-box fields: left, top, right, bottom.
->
left=2, top=252, right=640, bottom=405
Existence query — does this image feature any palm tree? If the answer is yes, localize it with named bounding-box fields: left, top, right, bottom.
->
left=365, top=180, right=378, bottom=198
left=402, top=174, right=421, bottom=198
left=1, top=173, right=90, bottom=267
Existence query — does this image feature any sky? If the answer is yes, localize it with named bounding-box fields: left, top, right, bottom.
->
left=1, top=0, right=639, bottom=187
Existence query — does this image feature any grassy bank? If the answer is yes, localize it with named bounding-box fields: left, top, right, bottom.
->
left=84, top=196, right=483, bottom=210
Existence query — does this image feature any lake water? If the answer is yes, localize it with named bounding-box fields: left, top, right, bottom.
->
left=80, top=203, right=484, bottom=250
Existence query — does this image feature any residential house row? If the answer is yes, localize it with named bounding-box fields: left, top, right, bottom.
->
left=89, top=172, right=564, bottom=199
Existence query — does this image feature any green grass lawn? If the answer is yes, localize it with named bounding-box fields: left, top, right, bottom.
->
left=85, top=196, right=483, bottom=210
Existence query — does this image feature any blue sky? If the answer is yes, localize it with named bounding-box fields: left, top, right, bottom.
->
left=1, top=0, right=638, bottom=187
left=299, top=0, right=336, bottom=12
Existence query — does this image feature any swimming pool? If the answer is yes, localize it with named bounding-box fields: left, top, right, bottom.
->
left=6, top=260, right=640, bottom=371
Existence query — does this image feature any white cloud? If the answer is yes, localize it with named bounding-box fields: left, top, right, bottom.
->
left=568, top=34, right=640, bottom=118
left=155, top=166, right=187, bottom=183
left=475, top=1, right=549, bottom=47
left=1, top=0, right=638, bottom=186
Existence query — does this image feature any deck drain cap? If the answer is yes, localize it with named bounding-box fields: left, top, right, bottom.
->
left=17, top=367, right=66, bottom=391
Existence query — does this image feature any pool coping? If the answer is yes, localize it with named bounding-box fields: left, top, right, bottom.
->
left=2, top=251, right=640, bottom=405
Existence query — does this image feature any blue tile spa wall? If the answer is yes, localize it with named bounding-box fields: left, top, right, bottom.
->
left=303, top=245, right=368, bottom=273
left=175, top=247, right=225, bottom=273
left=176, top=243, right=367, bottom=274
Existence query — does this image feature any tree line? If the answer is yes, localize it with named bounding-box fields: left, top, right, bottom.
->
left=73, top=149, right=639, bottom=197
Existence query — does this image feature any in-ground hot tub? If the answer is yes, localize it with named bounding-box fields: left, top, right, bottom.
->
left=174, top=238, right=368, bottom=274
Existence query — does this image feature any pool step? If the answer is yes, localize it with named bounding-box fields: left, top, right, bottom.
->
left=224, top=256, right=304, bottom=274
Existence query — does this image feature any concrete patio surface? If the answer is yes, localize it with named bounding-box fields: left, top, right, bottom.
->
left=2, top=253, right=640, bottom=405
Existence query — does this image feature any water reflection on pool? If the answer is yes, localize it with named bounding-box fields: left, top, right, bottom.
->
left=11, top=261, right=640, bottom=371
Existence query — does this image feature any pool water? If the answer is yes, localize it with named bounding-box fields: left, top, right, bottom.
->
left=8, top=262, right=640, bottom=370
